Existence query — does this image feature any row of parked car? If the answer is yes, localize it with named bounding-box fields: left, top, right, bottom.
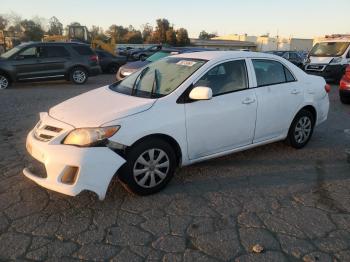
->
left=0, top=41, right=349, bottom=104
left=0, top=41, right=127, bottom=88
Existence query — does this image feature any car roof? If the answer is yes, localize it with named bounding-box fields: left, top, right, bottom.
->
left=173, top=51, right=280, bottom=61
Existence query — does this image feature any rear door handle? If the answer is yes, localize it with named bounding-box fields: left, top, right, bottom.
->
left=291, top=89, right=301, bottom=95
left=242, top=97, right=256, bottom=104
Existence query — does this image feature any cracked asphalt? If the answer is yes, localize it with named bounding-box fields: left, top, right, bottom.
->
left=0, top=74, right=349, bottom=261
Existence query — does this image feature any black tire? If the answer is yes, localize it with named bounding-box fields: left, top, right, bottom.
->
left=340, top=94, right=350, bottom=104
left=118, top=138, right=177, bottom=195
left=286, top=109, right=315, bottom=149
left=0, top=74, right=10, bottom=90
left=70, top=67, right=88, bottom=85
left=107, top=63, right=120, bottom=74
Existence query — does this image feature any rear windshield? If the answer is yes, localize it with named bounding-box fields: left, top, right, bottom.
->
left=72, top=45, right=94, bottom=55
left=310, top=42, right=350, bottom=57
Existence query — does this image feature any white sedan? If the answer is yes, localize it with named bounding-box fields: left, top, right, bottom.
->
left=24, top=51, right=330, bottom=199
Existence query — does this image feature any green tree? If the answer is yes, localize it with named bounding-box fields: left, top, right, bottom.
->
left=166, top=28, right=177, bottom=46
left=90, top=25, right=105, bottom=40
left=0, top=15, right=8, bottom=30
left=141, top=23, right=153, bottom=43
left=152, top=18, right=170, bottom=43
left=20, top=19, right=44, bottom=41
left=124, top=31, right=143, bottom=44
left=107, top=24, right=128, bottom=43
left=176, top=28, right=190, bottom=46
left=199, top=30, right=217, bottom=40
left=47, top=16, right=63, bottom=35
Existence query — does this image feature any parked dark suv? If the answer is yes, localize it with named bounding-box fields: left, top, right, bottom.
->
left=0, top=42, right=101, bottom=89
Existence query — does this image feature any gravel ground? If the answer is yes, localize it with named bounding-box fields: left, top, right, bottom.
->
left=0, top=74, right=349, bottom=261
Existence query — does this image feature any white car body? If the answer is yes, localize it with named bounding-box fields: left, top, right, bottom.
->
left=24, top=51, right=329, bottom=199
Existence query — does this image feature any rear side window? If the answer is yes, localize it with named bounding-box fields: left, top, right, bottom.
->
left=252, top=59, right=295, bottom=87
left=43, top=46, right=70, bottom=57
left=72, top=45, right=94, bottom=55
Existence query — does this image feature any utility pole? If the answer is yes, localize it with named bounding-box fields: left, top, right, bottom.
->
left=276, top=29, right=279, bottom=51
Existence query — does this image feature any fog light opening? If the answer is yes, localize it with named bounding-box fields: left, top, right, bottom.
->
left=61, top=166, right=79, bottom=185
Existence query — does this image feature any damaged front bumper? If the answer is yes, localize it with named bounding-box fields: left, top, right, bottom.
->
left=23, top=113, right=126, bottom=200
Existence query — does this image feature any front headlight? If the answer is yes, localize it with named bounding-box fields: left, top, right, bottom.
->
left=330, top=57, right=342, bottom=65
left=120, top=68, right=133, bottom=77
left=63, top=126, right=120, bottom=147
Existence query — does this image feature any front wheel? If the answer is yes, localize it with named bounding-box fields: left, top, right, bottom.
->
left=70, top=67, right=88, bottom=84
left=118, top=138, right=177, bottom=195
left=0, top=74, right=10, bottom=90
left=286, top=109, right=315, bottom=149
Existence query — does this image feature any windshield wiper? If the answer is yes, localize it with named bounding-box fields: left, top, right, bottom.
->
left=150, top=69, right=159, bottom=98
left=132, top=66, right=149, bottom=95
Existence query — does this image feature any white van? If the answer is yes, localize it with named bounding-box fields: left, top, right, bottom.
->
left=305, top=35, right=350, bottom=82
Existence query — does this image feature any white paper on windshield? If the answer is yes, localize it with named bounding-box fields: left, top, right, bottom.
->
left=176, top=60, right=197, bottom=67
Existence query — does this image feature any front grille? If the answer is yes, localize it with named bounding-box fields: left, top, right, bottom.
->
left=44, top=125, right=63, bottom=133
left=306, top=64, right=326, bottom=72
left=34, top=123, right=63, bottom=142
left=39, top=134, right=54, bottom=140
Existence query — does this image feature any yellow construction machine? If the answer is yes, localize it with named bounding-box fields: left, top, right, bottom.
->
left=43, top=25, right=116, bottom=55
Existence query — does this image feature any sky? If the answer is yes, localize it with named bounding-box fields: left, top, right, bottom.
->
left=1, top=0, right=350, bottom=39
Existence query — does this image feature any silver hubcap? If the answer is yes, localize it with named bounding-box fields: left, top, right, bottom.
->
left=0, top=76, right=8, bottom=89
left=73, top=70, right=86, bottom=83
left=133, top=148, right=170, bottom=188
left=294, top=116, right=312, bottom=144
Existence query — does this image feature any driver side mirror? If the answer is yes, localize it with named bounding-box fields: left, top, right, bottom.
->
left=189, top=86, right=213, bottom=100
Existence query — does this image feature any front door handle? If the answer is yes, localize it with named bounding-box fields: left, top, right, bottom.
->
left=291, top=89, right=301, bottom=95
left=242, top=97, right=256, bottom=104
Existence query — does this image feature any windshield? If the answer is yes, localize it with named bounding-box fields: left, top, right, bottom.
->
left=0, top=46, right=22, bottom=59
left=110, top=57, right=206, bottom=98
left=310, top=42, right=350, bottom=57
left=146, top=51, right=175, bottom=62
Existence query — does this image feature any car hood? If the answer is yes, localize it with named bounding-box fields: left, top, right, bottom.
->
left=309, top=56, right=334, bottom=64
left=49, top=86, right=156, bottom=128
left=121, top=60, right=150, bottom=71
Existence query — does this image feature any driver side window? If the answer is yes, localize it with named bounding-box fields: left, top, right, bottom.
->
left=18, top=47, right=39, bottom=59
left=194, top=60, right=248, bottom=96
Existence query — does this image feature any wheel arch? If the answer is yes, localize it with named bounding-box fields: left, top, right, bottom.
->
left=67, top=64, right=90, bottom=76
left=0, top=69, right=13, bottom=82
left=128, top=133, right=183, bottom=166
left=299, top=105, right=317, bottom=123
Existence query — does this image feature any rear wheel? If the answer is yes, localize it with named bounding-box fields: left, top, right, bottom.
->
left=70, top=67, right=88, bottom=84
left=0, top=74, right=10, bottom=90
left=118, top=138, right=177, bottom=195
left=286, top=109, right=315, bottom=149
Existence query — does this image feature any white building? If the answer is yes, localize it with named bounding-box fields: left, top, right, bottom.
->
left=212, top=34, right=313, bottom=52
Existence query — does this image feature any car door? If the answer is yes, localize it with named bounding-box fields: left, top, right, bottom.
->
left=249, top=59, right=304, bottom=143
left=35, top=45, right=70, bottom=77
left=12, top=46, right=42, bottom=80
left=184, top=59, right=257, bottom=160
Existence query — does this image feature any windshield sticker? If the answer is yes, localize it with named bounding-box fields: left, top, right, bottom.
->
left=176, top=60, right=197, bottom=67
